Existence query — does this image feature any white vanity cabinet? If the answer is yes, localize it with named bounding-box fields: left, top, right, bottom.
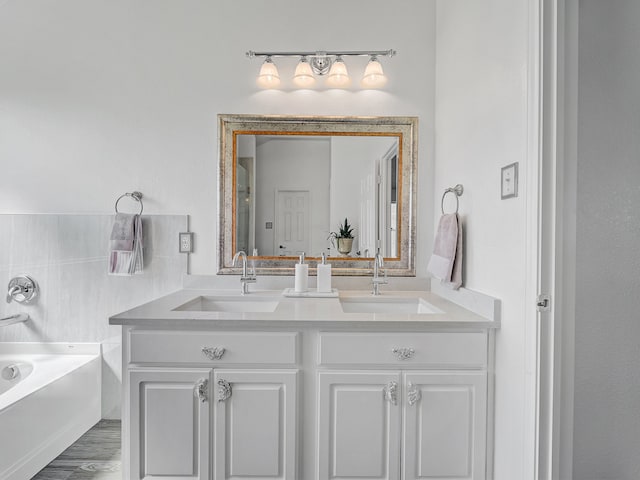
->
left=316, top=331, right=490, bottom=480
left=119, top=314, right=495, bottom=480
left=123, top=329, right=300, bottom=480
left=316, top=371, right=487, bottom=480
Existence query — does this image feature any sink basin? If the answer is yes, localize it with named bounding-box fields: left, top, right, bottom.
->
left=339, top=296, right=443, bottom=314
left=173, top=295, right=280, bottom=313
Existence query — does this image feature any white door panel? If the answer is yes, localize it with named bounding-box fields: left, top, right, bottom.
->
left=214, top=369, right=298, bottom=480
left=128, top=369, right=211, bottom=480
left=276, top=190, right=309, bottom=256
left=318, top=371, right=401, bottom=480
left=403, top=372, right=487, bottom=480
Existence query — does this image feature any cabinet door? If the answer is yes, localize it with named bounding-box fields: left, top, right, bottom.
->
left=213, top=369, right=298, bottom=480
left=318, top=371, right=402, bottom=480
left=128, top=368, right=211, bottom=480
left=403, top=372, right=487, bottom=480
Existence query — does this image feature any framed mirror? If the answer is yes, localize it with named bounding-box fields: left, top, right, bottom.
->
left=218, top=114, right=418, bottom=276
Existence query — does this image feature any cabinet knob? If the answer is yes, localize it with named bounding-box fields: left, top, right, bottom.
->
left=217, top=379, right=232, bottom=402
left=202, top=346, right=226, bottom=360
left=407, top=382, right=421, bottom=406
left=383, top=381, right=398, bottom=406
left=194, top=378, right=209, bottom=403
left=391, top=347, right=415, bottom=361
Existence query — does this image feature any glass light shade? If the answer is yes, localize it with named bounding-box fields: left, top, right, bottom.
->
left=325, top=58, right=351, bottom=88
left=256, top=58, right=280, bottom=89
left=361, top=57, right=388, bottom=88
left=293, top=58, right=316, bottom=88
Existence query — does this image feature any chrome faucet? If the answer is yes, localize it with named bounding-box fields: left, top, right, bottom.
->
left=372, top=252, right=388, bottom=296
left=233, top=251, right=256, bottom=295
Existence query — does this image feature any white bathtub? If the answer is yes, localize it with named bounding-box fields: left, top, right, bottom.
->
left=0, top=343, right=101, bottom=480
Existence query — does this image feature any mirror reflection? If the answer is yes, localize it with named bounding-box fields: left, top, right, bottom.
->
left=219, top=115, right=417, bottom=276
left=235, top=134, right=400, bottom=259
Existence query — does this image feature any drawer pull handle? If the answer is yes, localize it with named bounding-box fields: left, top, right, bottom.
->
left=383, top=381, right=398, bottom=406
left=392, top=347, right=415, bottom=361
left=407, top=382, right=421, bottom=406
left=194, top=378, right=209, bottom=403
left=202, top=346, right=226, bottom=360
left=217, top=379, right=232, bottom=402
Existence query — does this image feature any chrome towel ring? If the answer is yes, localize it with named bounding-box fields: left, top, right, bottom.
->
left=115, top=191, right=144, bottom=215
left=441, top=184, right=464, bottom=214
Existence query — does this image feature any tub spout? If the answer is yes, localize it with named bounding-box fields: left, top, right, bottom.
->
left=0, top=313, right=29, bottom=327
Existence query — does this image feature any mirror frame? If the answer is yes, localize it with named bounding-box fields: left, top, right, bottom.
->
left=218, top=114, right=418, bottom=276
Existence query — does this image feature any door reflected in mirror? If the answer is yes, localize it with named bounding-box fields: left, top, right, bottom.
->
left=235, top=134, right=400, bottom=259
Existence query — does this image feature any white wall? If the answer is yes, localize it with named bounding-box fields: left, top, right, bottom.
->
left=0, top=214, right=187, bottom=418
left=573, top=1, right=640, bottom=478
left=0, top=0, right=436, bottom=276
left=237, top=135, right=256, bottom=158
left=434, top=1, right=529, bottom=478
left=255, top=138, right=330, bottom=256
left=330, top=136, right=395, bottom=256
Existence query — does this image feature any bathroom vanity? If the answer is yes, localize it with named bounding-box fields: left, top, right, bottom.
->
left=110, top=287, right=499, bottom=480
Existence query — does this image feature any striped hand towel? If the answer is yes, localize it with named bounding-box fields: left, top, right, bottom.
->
left=108, top=213, right=143, bottom=275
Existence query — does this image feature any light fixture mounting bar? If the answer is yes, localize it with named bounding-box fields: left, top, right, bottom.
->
left=246, top=49, right=396, bottom=59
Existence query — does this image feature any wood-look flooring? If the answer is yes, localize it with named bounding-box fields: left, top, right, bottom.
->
left=32, top=420, right=121, bottom=480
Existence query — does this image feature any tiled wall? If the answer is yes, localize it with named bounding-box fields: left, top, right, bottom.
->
left=0, top=214, right=188, bottom=418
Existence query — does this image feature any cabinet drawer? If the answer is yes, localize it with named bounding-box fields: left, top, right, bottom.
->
left=128, top=330, right=298, bottom=365
left=318, top=332, right=487, bottom=367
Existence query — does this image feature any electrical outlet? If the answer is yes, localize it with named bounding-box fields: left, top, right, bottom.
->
left=501, top=162, right=519, bottom=199
left=179, top=232, right=194, bottom=253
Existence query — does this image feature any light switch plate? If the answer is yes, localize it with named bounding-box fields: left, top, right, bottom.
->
left=179, top=232, right=194, bottom=253
left=501, top=162, right=519, bottom=199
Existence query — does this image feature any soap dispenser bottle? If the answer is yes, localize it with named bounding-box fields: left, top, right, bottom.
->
left=294, top=253, right=308, bottom=293
left=317, top=252, right=332, bottom=293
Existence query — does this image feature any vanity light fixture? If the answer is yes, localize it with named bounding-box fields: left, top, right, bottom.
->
left=292, top=56, right=316, bottom=88
left=256, top=56, right=281, bottom=89
left=325, top=56, right=351, bottom=88
left=247, top=49, right=395, bottom=89
left=361, top=55, right=388, bottom=88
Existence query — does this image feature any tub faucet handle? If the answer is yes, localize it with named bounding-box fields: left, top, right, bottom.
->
left=6, top=285, right=23, bottom=303
left=6, top=276, right=38, bottom=304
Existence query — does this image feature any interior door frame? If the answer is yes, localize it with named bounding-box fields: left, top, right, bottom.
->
left=379, top=143, right=399, bottom=258
left=526, top=0, right=578, bottom=478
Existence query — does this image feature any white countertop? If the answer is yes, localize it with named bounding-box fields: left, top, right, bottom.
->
left=109, top=288, right=500, bottom=329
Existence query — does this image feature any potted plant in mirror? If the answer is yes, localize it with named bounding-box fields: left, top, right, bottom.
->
left=329, top=218, right=355, bottom=256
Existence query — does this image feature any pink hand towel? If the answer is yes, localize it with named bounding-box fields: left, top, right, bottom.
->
left=427, top=213, right=463, bottom=289
left=427, top=214, right=458, bottom=281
